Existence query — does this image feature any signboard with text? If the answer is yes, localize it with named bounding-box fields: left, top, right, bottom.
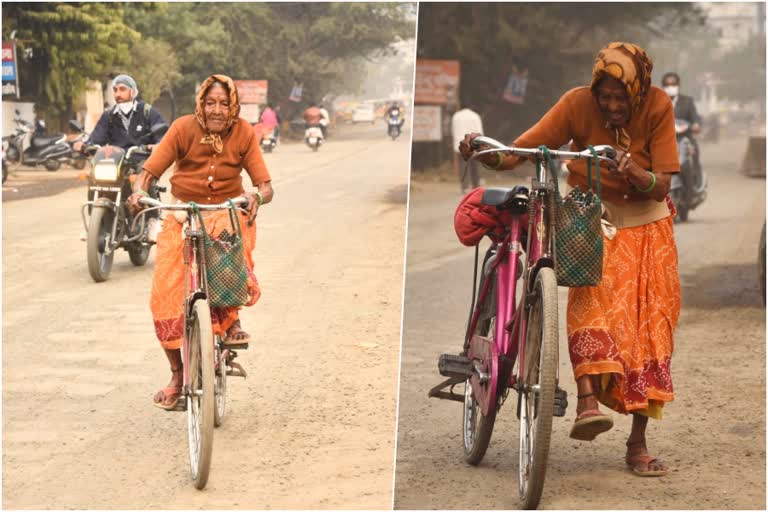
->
left=415, top=59, right=460, bottom=105
left=234, top=80, right=268, bottom=104
left=412, top=105, right=442, bottom=142
left=2, top=41, right=19, bottom=98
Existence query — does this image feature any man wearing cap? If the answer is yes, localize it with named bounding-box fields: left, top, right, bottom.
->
left=76, top=74, right=167, bottom=240
left=78, top=74, right=166, bottom=150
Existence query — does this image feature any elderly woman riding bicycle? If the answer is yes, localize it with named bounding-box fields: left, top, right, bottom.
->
left=128, top=74, right=274, bottom=411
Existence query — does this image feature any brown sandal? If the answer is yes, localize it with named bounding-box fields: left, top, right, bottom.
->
left=152, top=366, right=183, bottom=410
left=569, top=392, right=614, bottom=441
left=625, top=440, right=669, bottom=477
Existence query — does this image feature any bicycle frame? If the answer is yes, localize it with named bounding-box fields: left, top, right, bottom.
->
left=464, top=139, right=614, bottom=413
left=133, top=198, right=249, bottom=397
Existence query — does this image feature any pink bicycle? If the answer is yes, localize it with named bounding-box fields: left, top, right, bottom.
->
left=133, top=196, right=249, bottom=489
left=430, top=137, right=615, bottom=509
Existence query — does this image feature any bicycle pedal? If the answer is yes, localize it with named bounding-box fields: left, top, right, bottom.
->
left=438, top=353, right=473, bottom=379
left=553, top=387, right=568, bottom=417
left=221, top=342, right=249, bottom=350
left=226, top=361, right=247, bottom=378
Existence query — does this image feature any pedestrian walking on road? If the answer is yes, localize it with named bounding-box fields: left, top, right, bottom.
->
left=461, top=42, right=681, bottom=477
left=451, top=105, right=485, bottom=194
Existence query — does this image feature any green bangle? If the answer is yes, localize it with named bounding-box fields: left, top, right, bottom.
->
left=483, top=152, right=504, bottom=170
left=135, top=189, right=149, bottom=197
left=636, top=171, right=656, bottom=193
left=254, top=190, right=264, bottom=206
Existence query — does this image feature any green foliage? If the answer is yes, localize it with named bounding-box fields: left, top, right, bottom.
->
left=2, top=2, right=140, bottom=116
left=4, top=2, right=413, bottom=121
left=127, top=37, right=181, bottom=103
left=128, top=2, right=415, bottom=114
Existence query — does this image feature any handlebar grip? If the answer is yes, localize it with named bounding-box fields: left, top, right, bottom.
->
left=603, top=146, right=617, bottom=160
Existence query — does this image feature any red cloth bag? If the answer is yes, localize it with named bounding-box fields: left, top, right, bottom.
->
left=454, top=188, right=520, bottom=246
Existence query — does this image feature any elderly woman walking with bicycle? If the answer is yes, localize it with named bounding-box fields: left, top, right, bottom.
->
left=127, top=74, right=274, bottom=411
left=461, top=42, right=680, bottom=477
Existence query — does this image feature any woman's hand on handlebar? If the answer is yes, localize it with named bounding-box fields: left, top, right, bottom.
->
left=127, top=192, right=147, bottom=216
left=459, top=132, right=505, bottom=168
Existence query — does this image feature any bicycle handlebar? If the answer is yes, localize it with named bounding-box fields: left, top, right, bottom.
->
left=130, top=197, right=249, bottom=234
left=469, top=135, right=617, bottom=163
left=138, top=196, right=248, bottom=211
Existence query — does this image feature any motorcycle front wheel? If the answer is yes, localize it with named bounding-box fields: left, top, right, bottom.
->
left=45, top=159, right=61, bottom=172
left=87, top=203, right=116, bottom=282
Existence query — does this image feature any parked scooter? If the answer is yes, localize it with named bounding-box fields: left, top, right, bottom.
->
left=2, top=138, right=8, bottom=184
left=305, top=125, right=324, bottom=152
left=669, top=119, right=707, bottom=222
left=3, top=110, right=72, bottom=171
left=67, top=121, right=90, bottom=170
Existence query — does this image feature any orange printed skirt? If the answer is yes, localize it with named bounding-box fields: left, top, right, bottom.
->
left=567, top=216, right=680, bottom=419
left=150, top=210, right=261, bottom=350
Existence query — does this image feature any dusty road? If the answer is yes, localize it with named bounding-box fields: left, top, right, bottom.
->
left=394, top=135, right=766, bottom=509
left=2, top=122, right=408, bottom=509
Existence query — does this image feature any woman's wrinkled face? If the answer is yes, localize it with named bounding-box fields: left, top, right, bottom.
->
left=595, top=76, right=630, bottom=128
left=204, top=83, right=229, bottom=133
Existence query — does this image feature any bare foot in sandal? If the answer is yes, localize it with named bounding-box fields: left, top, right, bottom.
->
left=223, top=319, right=251, bottom=346
left=626, top=438, right=669, bottom=476
left=570, top=376, right=613, bottom=441
left=153, top=366, right=183, bottom=410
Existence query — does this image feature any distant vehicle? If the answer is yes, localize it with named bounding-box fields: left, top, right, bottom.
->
left=352, top=104, right=376, bottom=124
left=304, top=126, right=324, bottom=151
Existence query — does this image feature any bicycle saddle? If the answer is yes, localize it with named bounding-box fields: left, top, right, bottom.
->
left=481, top=186, right=529, bottom=212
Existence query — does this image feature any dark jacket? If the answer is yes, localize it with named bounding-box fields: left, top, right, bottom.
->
left=89, top=101, right=165, bottom=149
left=672, top=94, right=701, bottom=126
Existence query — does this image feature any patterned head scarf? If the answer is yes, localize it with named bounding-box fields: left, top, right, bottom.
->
left=195, top=74, right=241, bottom=153
left=590, top=42, right=653, bottom=149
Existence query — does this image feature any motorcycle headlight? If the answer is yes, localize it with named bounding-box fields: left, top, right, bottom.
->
left=93, top=162, right=119, bottom=181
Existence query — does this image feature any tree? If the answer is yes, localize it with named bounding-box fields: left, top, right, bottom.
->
left=2, top=2, right=142, bottom=121
left=128, top=37, right=182, bottom=104
left=126, top=2, right=415, bottom=114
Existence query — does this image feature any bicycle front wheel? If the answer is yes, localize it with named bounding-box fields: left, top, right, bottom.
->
left=187, top=299, right=215, bottom=489
left=518, top=267, right=558, bottom=509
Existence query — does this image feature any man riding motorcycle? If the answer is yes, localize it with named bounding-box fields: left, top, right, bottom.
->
left=75, top=74, right=166, bottom=240
left=386, top=102, right=405, bottom=137
left=662, top=72, right=703, bottom=186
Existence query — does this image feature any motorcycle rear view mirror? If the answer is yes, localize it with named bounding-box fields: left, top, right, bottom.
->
left=68, top=120, right=85, bottom=133
left=14, top=109, right=20, bottom=116
left=150, top=123, right=169, bottom=137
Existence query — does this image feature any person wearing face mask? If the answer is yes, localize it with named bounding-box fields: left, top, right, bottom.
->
left=126, top=74, right=274, bottom=411
left=76, top=74, right=166, bottom=152
left=461, top=43, right=680, bottom=478
left=76, top=75, right=167, bottom=240
left=661, top=72, right=701, bottom=135
left=662, top=71, right=703, bottom=189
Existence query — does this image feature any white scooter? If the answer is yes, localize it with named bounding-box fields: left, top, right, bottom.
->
left=305, top=125, right=324, bottom=152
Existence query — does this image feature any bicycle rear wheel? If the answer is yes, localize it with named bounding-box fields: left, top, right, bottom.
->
left=518, top=267, right=558, bottom=509
left=214, top=338, right=227, bottom=427
left=187, top=299, right=215, bottom=489
left=463, top=266, right=498, bottom=465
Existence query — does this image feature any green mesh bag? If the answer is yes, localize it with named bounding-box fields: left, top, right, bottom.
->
left=191, top=200, right=249, bottom=308
left=540, top=145, right=603, bottom=287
